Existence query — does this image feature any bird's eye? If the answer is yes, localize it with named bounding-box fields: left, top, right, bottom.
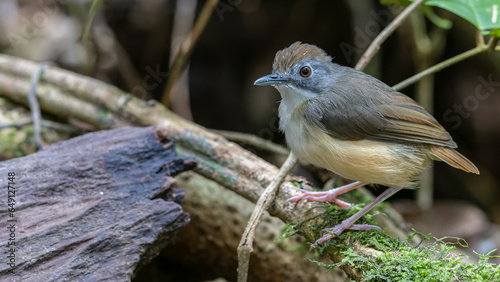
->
left=299, top=66, right=311, bottom=77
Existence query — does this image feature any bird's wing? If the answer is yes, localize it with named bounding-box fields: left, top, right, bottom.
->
left=304, top=92, right=457, bottom=148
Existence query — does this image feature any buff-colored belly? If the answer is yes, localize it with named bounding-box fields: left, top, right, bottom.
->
left=285, top=126, right=430, bottom=188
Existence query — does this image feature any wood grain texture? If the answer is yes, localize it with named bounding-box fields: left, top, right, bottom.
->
left=0, top=126, right=195, bottom=281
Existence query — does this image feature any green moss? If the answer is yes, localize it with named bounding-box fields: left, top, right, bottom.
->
left=175, top=145, right=239, bottom=187
left=289, top=179, right=307, bottom=188
left=339, top=234, right=500, bottom=281
left=176, top=130, right=217, bottom=159
left=0, top=126, right=37, bottom=159
left=282, top=198, right=500, bottom=281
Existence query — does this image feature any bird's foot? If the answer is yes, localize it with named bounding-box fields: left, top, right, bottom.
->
left=310, top=222, right=382, bottom=250
left=287, top=181, right=366, bottom=208
left=287, top=189, right=351, bottom=208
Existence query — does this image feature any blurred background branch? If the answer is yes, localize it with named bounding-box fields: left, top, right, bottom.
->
left=161, top=0, right=219, bottom=107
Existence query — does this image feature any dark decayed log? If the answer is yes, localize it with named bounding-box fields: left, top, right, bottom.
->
left=0, top=126, right=195, bottom=281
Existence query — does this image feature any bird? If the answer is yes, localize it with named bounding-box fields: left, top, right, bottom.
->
left=254, top=41, right=479, bottom=246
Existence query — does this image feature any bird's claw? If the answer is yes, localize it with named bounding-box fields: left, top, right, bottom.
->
left=314, top=224, right=382, bottom=246
left=287, top=189, right=352, bottom=208
left=286, top=189, right=310, bottom=202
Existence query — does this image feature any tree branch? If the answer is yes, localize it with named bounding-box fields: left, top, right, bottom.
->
left=212, top=129, right=290, bottom=156
left=393, top=45, right=486, bottom=90
left=393, top=37, right=499, bottom=91
left=355, top=0, right=426, bottom=71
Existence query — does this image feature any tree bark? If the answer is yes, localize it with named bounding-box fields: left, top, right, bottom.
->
left=0, top=126, right=194, bottom=281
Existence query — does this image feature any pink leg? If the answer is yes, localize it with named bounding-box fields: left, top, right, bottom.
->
left=312, top=187, right=402, bottom=248
left=288, top=181, right=366, bottom=208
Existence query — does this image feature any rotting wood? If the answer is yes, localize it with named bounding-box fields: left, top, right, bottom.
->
left=0, top=126, right=194, bottom=281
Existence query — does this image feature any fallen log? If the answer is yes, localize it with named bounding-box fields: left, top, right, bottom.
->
left=0, top=126, right=194, bottom=281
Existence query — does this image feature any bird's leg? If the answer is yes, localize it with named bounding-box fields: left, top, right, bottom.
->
left=288, top=181, right=366, bottom=208
left=313, top=187, right=402, bottom=248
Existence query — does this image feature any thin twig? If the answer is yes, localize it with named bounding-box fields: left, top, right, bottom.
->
left=0, top=119, right=32, bottom=130
left=40, top=120, right=80, bottom=133
left=81, top=0, right=100, bottom=44
left=393, top=35, right=500, bottom=91
left=488, top=35, right=499, bottom=53
left=237, top=153, right=298, bottom=282
left=355, top=0, right=426, bottom=71
left=393, top=45, right=486, bottom=91
left=0, top=119, right=79, bottom=133
left=474, top=30, right=485, bottom=47
left=212, top=129, right=290, bottom=156
left=169, top=0, right=197, bottom=120
left=27, top=64, right=47, bottom=150
left=161, top=0, right=219, bottom=106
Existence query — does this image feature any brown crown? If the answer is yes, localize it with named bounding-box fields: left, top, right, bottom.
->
left=272, top=41, right=332, bottom=74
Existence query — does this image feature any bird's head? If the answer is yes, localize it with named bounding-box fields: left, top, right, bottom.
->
left=254, top=41, right=336, bottom=102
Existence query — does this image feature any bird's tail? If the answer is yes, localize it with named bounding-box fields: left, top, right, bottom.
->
left=430, top=146, right=479, bottom=174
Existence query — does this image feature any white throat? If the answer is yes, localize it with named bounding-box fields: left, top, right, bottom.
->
left=275, top=84, right=317, bottom=131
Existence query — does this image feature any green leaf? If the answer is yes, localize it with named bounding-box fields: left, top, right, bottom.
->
left=489, top=27, right=500, bottom=37
left=424, top=0, right=500, bottom=35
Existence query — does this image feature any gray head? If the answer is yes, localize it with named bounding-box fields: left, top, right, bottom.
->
left=254, top=41, right=337, bottom=96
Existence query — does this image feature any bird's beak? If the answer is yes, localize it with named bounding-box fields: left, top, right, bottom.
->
left=254, top=73, right=288, bottom=86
